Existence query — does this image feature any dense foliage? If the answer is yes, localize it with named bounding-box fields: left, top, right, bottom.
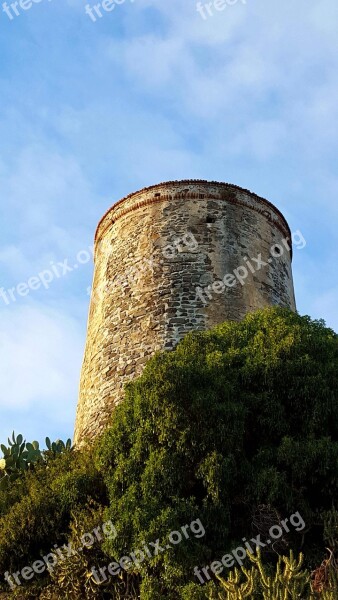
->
left=95, top=307, right=338, bottom=598
left=0, top=445, right=106, bottom=587
left=0, top=308, right=337, bottom=599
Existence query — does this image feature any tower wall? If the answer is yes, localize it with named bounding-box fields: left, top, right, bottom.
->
left=74, top=180, right=296, bottom=444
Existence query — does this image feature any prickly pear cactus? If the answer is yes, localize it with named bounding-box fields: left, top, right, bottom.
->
left=0, top=432, right=72, bottom=490
left=0, top=432, right=42, bottom=490
left=45, top=436, right=72, bottom=456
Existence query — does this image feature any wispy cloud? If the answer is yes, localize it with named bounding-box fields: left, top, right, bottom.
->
left=0, top=0, right=337, bottom=444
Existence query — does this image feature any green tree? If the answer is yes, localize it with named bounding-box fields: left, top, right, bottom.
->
left=96, top=308, right=338, bottom=599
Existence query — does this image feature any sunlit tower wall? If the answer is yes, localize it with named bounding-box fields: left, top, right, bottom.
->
left=74, top=180, right=296, bottom=444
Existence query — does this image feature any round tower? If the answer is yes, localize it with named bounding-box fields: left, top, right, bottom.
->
left=74, top=180, right=296, bottom=444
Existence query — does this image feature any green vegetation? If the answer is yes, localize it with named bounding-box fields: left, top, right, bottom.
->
left=0, top=443, right=106, bottom=592
left=0, top=433, right=72, bottom=491
left=0, top=308, right=337, bottom=599
left=188, top=548, right=338, bottom=599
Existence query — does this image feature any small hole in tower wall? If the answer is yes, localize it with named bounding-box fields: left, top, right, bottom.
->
left=262, top=210, right=272, bottom=221
left=206, top=216, right=216, bottom=224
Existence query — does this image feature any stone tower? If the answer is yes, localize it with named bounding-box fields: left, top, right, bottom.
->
left=74, top=180, right=296, bottom=444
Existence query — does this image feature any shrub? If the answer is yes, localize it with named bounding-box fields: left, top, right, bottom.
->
left=0, top=445, right=107, bottom=585
left=96, top=308, right=338, bottom=598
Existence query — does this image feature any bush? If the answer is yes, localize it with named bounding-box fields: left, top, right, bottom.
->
left=96, top=308, right=338, bottom=598
left=0, top=446, right=107, bottom=584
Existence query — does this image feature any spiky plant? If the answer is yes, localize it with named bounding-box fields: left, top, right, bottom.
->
left=0, top=433, right=72, bottom=490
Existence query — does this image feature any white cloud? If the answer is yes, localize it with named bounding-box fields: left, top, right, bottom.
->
left=0, top=305, right=84, bottom=444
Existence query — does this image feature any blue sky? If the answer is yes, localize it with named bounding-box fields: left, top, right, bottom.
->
left=0, top=0, right=337, bottom=446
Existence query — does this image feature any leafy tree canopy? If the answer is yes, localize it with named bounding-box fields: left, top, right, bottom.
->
left=97, top=308, right=338, bottom=597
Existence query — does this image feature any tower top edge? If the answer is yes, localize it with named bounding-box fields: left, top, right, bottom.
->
left=94, top=179, right=292, bottom=245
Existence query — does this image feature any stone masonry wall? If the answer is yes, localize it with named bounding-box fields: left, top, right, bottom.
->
left=74, top=180, right=296, bottom=444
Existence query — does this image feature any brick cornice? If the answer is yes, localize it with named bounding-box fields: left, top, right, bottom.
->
left=95, top=180, right=292, bottom=255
